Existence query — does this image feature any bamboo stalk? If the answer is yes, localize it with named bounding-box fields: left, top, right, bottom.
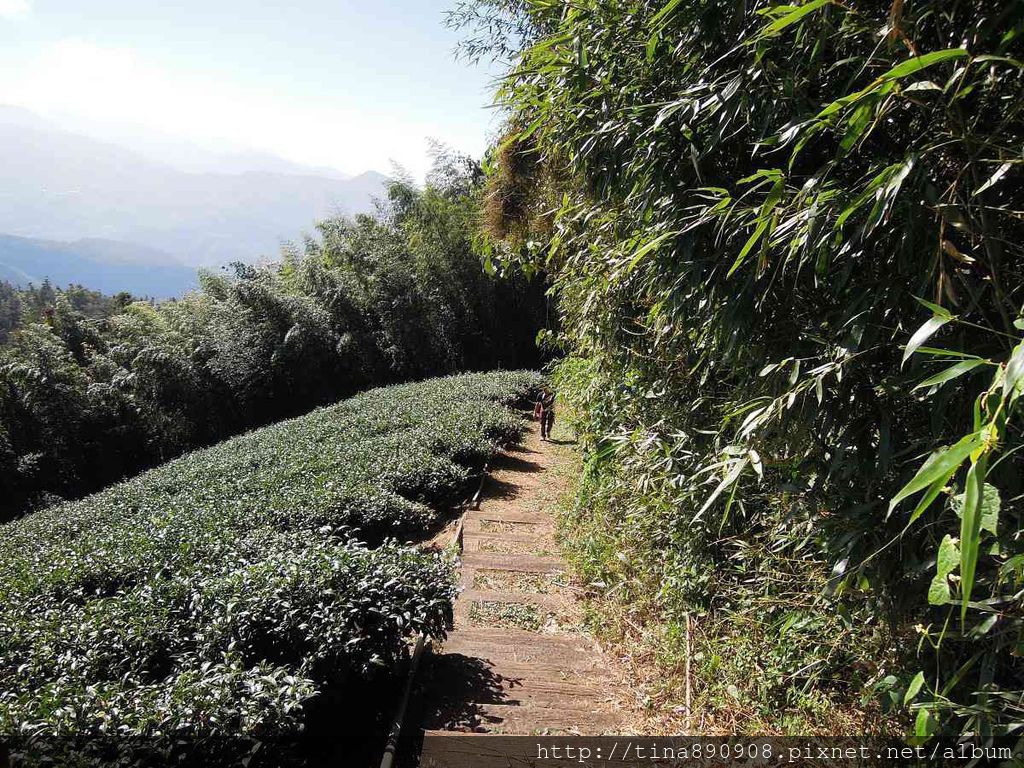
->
left=685, top=611, right=693, bottom=735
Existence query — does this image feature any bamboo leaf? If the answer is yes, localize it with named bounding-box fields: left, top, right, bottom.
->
left=959, top=459, right=987, bottom=621
left=889, top=432, right=983, bottom=513
left=912, top=296, right=954, bottom=321
left=973, top=162, right=1013, bottom=197
left=881, top=49, right=969, bottom=81
left=912, top=346, right=982, bottom=360
left=626, top=231, right=678, bottom=274
left=906, top=476, right=948, bottom=525
left=729, top=219, right=770, bottom=277
left=649, top=0, right=684, bottom=30
left=1003, top=341, right=1024, bottom=397
left=815, top=50, right=966, bottom=125
left=757, top=0, right=833, bottom=38
left=912, top=359, right=989, bottom=391
left=697, top=458, right=749, bottom=517
left=973, top=54, right=1024, bottom=68
left=902, top=316, right=951, bottom=366
left=903, top=80, right=942, bottom=93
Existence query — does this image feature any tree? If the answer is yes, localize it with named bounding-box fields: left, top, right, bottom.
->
left=460, top=0, right=1024, bottom=744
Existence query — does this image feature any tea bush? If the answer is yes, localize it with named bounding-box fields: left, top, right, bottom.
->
left=0, top=370, right=542, bottom=766
left=0, top=149, right=546, bottom=519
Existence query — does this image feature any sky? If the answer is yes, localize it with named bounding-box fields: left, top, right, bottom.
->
left=0, top=0, right=503, bottom=179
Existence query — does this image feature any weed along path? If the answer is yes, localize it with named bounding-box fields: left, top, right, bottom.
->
left=413, top=419, right=629, bottom=763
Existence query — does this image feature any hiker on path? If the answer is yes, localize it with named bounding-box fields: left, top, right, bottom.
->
left=535, top=387, right=556, bottom=441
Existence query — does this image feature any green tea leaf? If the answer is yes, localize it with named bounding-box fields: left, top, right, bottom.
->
left=914, top=706, right=937, bottom=740
left=928, top=575, right=951, bottom=605
left=953, top=482, right=1000, bottom=535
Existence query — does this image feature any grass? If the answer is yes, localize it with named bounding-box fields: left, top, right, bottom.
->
left=548, top=412, right=894, bottom=736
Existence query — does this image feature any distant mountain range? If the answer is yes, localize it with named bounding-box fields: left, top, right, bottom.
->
left=0, top=234, right=197, bottom=298
left=0, top=106, right=390, bottom=295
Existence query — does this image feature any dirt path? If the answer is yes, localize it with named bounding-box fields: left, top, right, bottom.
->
left=415, top=420, right=629, bottom=760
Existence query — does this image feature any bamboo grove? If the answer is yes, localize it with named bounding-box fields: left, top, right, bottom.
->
left=458, top=0, right=1024, bottom=746
left=0, top=151, right=546, bottom=519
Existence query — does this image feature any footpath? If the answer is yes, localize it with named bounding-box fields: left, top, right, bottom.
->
left=415, top=420, right=629, bottom=764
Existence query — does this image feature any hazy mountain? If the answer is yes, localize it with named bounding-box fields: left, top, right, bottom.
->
left=0, top=107, right=389, bottom=269
left=0, top=234, right=198, bottom=298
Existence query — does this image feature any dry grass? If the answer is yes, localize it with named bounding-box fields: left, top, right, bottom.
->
left=479, top=519, right=539, bottom=534
left=467, top=600, right=544, bottom=632
left=472, top=569, right=563, bottom=594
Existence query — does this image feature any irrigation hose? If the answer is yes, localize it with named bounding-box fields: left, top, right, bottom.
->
left=379, top=632, right=426, bottom=768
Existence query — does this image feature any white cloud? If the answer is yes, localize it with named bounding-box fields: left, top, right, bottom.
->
left=0, top=39, right=480, bottom=178
left=0, top=0, right=30, bottom=19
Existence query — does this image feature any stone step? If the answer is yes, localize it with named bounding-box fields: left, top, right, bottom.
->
left=423, top=652, right=616, bottom=691
left=419, top=733, right=616, bottom=768
left=463, top=531, right=550, bottom=550
left=439, top=643, right=602, bottom=674
left=442, top=626, right=582, bottom=648
left=461, top=552, right=564, bottom=574
left=469, top=702, right=620, bottom=734
left=437, top=659, right=611, bottom=685
left=457, top=589, right=562, bottom=609
left=468, top=510, right=550, bottom=525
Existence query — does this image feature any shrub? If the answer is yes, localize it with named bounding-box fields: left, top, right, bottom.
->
left=0, top=370, right=542, bottom=765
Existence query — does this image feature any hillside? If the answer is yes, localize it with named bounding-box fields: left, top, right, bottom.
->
left=0, top=114, right=388, bottom=267
left=0, top=371, right=541, bottom=765
left=0, top=234, right=196, bottom=297
left=0, top=153, right=546, bottom=520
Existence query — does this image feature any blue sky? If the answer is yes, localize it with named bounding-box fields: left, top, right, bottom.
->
left=0, top=0, right=502, bottom=178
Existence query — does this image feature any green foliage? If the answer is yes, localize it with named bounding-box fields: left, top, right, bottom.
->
left=460, top=0, right=1024, bottom=746
left=0, top=370, right=541, bottom=765
left=0, top=154, right=546, bottom=518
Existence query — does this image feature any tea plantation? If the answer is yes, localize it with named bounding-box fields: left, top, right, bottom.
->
left=0, top=370, right=542, bottom=766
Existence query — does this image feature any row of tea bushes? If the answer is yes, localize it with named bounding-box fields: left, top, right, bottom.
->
left=0, top=370, right=543, bottom=766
